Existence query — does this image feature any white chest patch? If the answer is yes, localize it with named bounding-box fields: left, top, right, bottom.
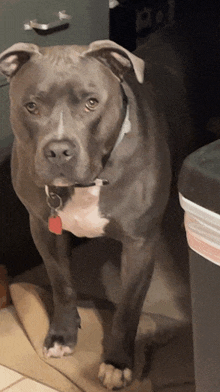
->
left=58, top=186, right=109, bottom=238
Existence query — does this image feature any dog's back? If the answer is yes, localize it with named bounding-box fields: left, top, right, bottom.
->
left=134, top=27, right=216, bottom=335
left=135, top=27, right=215, bottom=183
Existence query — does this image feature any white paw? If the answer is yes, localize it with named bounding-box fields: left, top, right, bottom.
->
left=43, top=342, right=74, bottom=358
left=98, top=362, right=132, bottom=390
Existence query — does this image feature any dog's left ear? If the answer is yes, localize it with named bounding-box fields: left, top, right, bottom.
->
left=0, top=43, right=40, bottom=79
left=82, top=40, right=145, bottom=84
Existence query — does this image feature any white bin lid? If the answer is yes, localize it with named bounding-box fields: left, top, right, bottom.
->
left=179, top=193, right=220, bottom=266
left=178, top=139, right=220, bottom=265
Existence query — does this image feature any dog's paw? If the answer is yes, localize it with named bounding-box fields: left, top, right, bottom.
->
left=43, top=342, right=74, bottom=358
left=43, top=309, right=81, bottom=358
left=98, top=363, right=132, bottom=390
left=43, top=325, right=79, bottom=358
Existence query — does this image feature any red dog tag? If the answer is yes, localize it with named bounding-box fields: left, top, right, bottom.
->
left=48, top=215, right=62, bottom=235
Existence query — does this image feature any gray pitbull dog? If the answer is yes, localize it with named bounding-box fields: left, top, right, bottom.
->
left=0, top=30, right=193, bottom=389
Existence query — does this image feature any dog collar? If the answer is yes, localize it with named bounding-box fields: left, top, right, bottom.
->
left=72, top=105, right=131, bottom=187
left=74, top=178, right=109, bottom=187
left=112, top=104, right=131, bottom=152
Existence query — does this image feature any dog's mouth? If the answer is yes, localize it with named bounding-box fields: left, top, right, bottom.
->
left=50, top=176, right=109, bottom=188
left=51, top=177, right=74, bottom=187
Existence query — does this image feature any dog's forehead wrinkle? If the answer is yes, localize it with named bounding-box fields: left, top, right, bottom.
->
left=15, top=54, right=119, bottom=100
left=40, top=45, right=81, bottom=66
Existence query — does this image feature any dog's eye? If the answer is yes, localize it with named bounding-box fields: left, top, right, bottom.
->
left=26, top=102, right=38, bottom=114
left=85, top=98, right=99, bottom=111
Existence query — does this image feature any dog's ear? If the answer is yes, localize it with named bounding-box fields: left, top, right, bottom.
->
left=0, top=43, right=40, bottom=79
left=82, top=40, right=145, bottom=84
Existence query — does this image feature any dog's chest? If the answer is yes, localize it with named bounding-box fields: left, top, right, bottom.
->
left=58, top=186, right=109, bottom=238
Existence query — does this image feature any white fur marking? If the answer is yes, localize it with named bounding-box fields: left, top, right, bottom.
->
left=57, top=111, right=64, bottom=139
left=98, top=363, right=132, bottom=390
left=43, top=342, right=73, bottom=358
left=58, top=185, right=109, bottom=238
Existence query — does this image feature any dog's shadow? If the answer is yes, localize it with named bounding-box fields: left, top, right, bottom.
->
left=79, top=295, right=194, bottom=391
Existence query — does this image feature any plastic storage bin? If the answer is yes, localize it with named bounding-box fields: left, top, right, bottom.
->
left=179, top=139, right=220, bottom=392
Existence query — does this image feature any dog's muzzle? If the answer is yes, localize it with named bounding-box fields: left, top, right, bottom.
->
left=44, top=104, right=131, bottom=189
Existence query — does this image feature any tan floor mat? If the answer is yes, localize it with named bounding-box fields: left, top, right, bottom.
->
left=0, top=238, right=194, bottom=391
left=0, top=282, right=152, bottom=391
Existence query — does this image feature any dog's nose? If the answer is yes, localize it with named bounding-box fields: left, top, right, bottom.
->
left=44, top=141, right=75, bottom=164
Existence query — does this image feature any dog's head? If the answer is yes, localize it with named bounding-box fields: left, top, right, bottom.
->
left=0, top=41, right=144, bottom=187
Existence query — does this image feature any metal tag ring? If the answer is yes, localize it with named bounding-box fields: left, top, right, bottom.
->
left=46, top=192, right=62, bottom=211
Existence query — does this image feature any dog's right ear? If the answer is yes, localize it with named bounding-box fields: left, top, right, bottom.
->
left=82, top=40, right=145, bottom=84
left=0, top=43, right=40, bottom=79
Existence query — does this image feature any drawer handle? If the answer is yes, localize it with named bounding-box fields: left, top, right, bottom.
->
left=24, top=10, right=72, bottom=31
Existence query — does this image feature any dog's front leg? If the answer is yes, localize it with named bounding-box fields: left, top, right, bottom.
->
left=99, top=234, right=158, bottom=389
left=30, top=214, right=80, bottom=358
